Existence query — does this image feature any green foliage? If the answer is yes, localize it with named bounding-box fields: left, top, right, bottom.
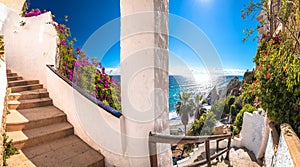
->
left=193, top=94, right=207, bottom=120
left=187, top=112, right=217, bottom=136
left=242, top=0, right=300, bottom=136
left=254, top=33, right=300, bottom=135
left=183, top=143, right=194, bottom=155
left=230, top=104, right=238, bottom=116
left=176, top=92, right=194, bottom=135
left=211, top=98, right=230, bottom=119
left=234, top=96, right=243, bottom=111
left=201, top=112, right=217, bottom=135
left=3, top=133, right=19, bottom=166
left=241, top=81, right=258, bottom=106
left=54, top=18, right=121, bottom=111
left=230, top=125, right=240, bottom=136
left=227, top=96, right=236, bottom=106
left=235, top=104, right=256, bottom=130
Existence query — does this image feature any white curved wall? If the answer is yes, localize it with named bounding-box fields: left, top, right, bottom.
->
left=46, top=67, right=124, bottom=167
left=0, top=3, right=57, bottom=87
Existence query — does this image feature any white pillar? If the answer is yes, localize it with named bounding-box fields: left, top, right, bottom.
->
left=120, top=0, right=172, bottom=166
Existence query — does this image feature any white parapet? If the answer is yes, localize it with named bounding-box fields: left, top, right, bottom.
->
left=120, top=0, right=172, bottom=166
left=240, top=111, right=268, bottom=160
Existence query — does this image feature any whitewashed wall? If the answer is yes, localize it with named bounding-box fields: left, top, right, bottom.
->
left=0, top=3, right=8, bottom=133
left=46, top=67, right=124, bottom=167
left=265, top=132, right=275, bottom=167
left=240, top=111, right=268, bottom=159
left=265, top=130, right=294, bottom=167
left=0, top=0, right=26, bottom=13
left=274, top=134, right=294, bottom=166
left=0, top=3, right=57, bottom=87
left=0, top=56, right=6, bottom=129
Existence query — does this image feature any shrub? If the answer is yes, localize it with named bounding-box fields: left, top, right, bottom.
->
left=243, top=0, right=300, bottom=136
left=227, top=96, right=236, bottom=106
left=3, top=133, right=19, bottom=166
left=230, top=104, right=238, bottom=116
left=230, top=125, right=240, bottom=136
left=254, top=34, right=300, bottom=136
left=235, top=104, right=256, bottom=130
left=234, top=96, right=243, bottom=111
left=211, top=99, right=226, bottom=119
left=187, top=111, right=217, bottom=136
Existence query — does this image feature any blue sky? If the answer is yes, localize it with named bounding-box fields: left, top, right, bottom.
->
left=28, top=0, right=258, bottom=75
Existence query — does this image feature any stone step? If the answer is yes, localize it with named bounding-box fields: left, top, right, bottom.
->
left=8, top=98, right=52, bottom=110
left=8, top=80, right=39, bottom=87
left=6, top=106, right=67, bottom=132
left=6, top=135, right=105, bottom=167
left=7, top=72, right=17, bottom=77
left=8, top=89, right=49, bottom=100
left=7, top=76, right=23, bottom=81
left=6, top=69, right=11, bottom=74
left=7, top=122, right=74, bottom=149
left=10, top=84, right=43, bottom=93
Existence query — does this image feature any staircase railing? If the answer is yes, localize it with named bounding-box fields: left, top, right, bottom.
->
left=148, top=132, right=231, bottom=167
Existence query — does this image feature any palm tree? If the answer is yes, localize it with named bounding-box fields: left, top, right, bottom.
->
left=194, top=95, right=207, bottom=120
left=176, top=92, right=194, bottom=135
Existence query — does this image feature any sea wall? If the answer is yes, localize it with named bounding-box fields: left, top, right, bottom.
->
left=0, top=3, right=57, bottom=88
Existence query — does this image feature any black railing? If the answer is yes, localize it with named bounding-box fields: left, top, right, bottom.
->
left=46, top=64, right=122, bottom=118
left=149, top=132, right=231, bottom=167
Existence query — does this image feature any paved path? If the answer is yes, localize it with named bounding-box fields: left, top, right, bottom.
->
left=216, top=147, right=262, bottom=167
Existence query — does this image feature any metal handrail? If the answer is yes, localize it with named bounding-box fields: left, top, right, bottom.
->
left=149, top=132, right=231, bottom=167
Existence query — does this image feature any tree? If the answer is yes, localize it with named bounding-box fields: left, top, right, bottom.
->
left=187, top=111, right=217, bottom=136
left=176, top=92, right=194, bottom=135
left=193, top=94, right=207, bottom=120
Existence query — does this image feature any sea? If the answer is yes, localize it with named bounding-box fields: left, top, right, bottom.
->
left=110, top=75, right=243, bottom=120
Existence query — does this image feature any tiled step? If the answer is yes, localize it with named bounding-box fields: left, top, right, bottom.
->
left=7, top=73, right=17, bottom=77
left=6, top=106, right=67, bottom=132
left=8, top=89, right=49, bottom=100
left=6, top=135, right=105, bottom=167
left=7, top=76, right=23, bottom=81
left=10, top=84, right=43, bottom=93
left=8, top=80, right=39, bottom=87
left=7, top=122, right=74, bottom=149
left=8, top=98, right=52, bottom=110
